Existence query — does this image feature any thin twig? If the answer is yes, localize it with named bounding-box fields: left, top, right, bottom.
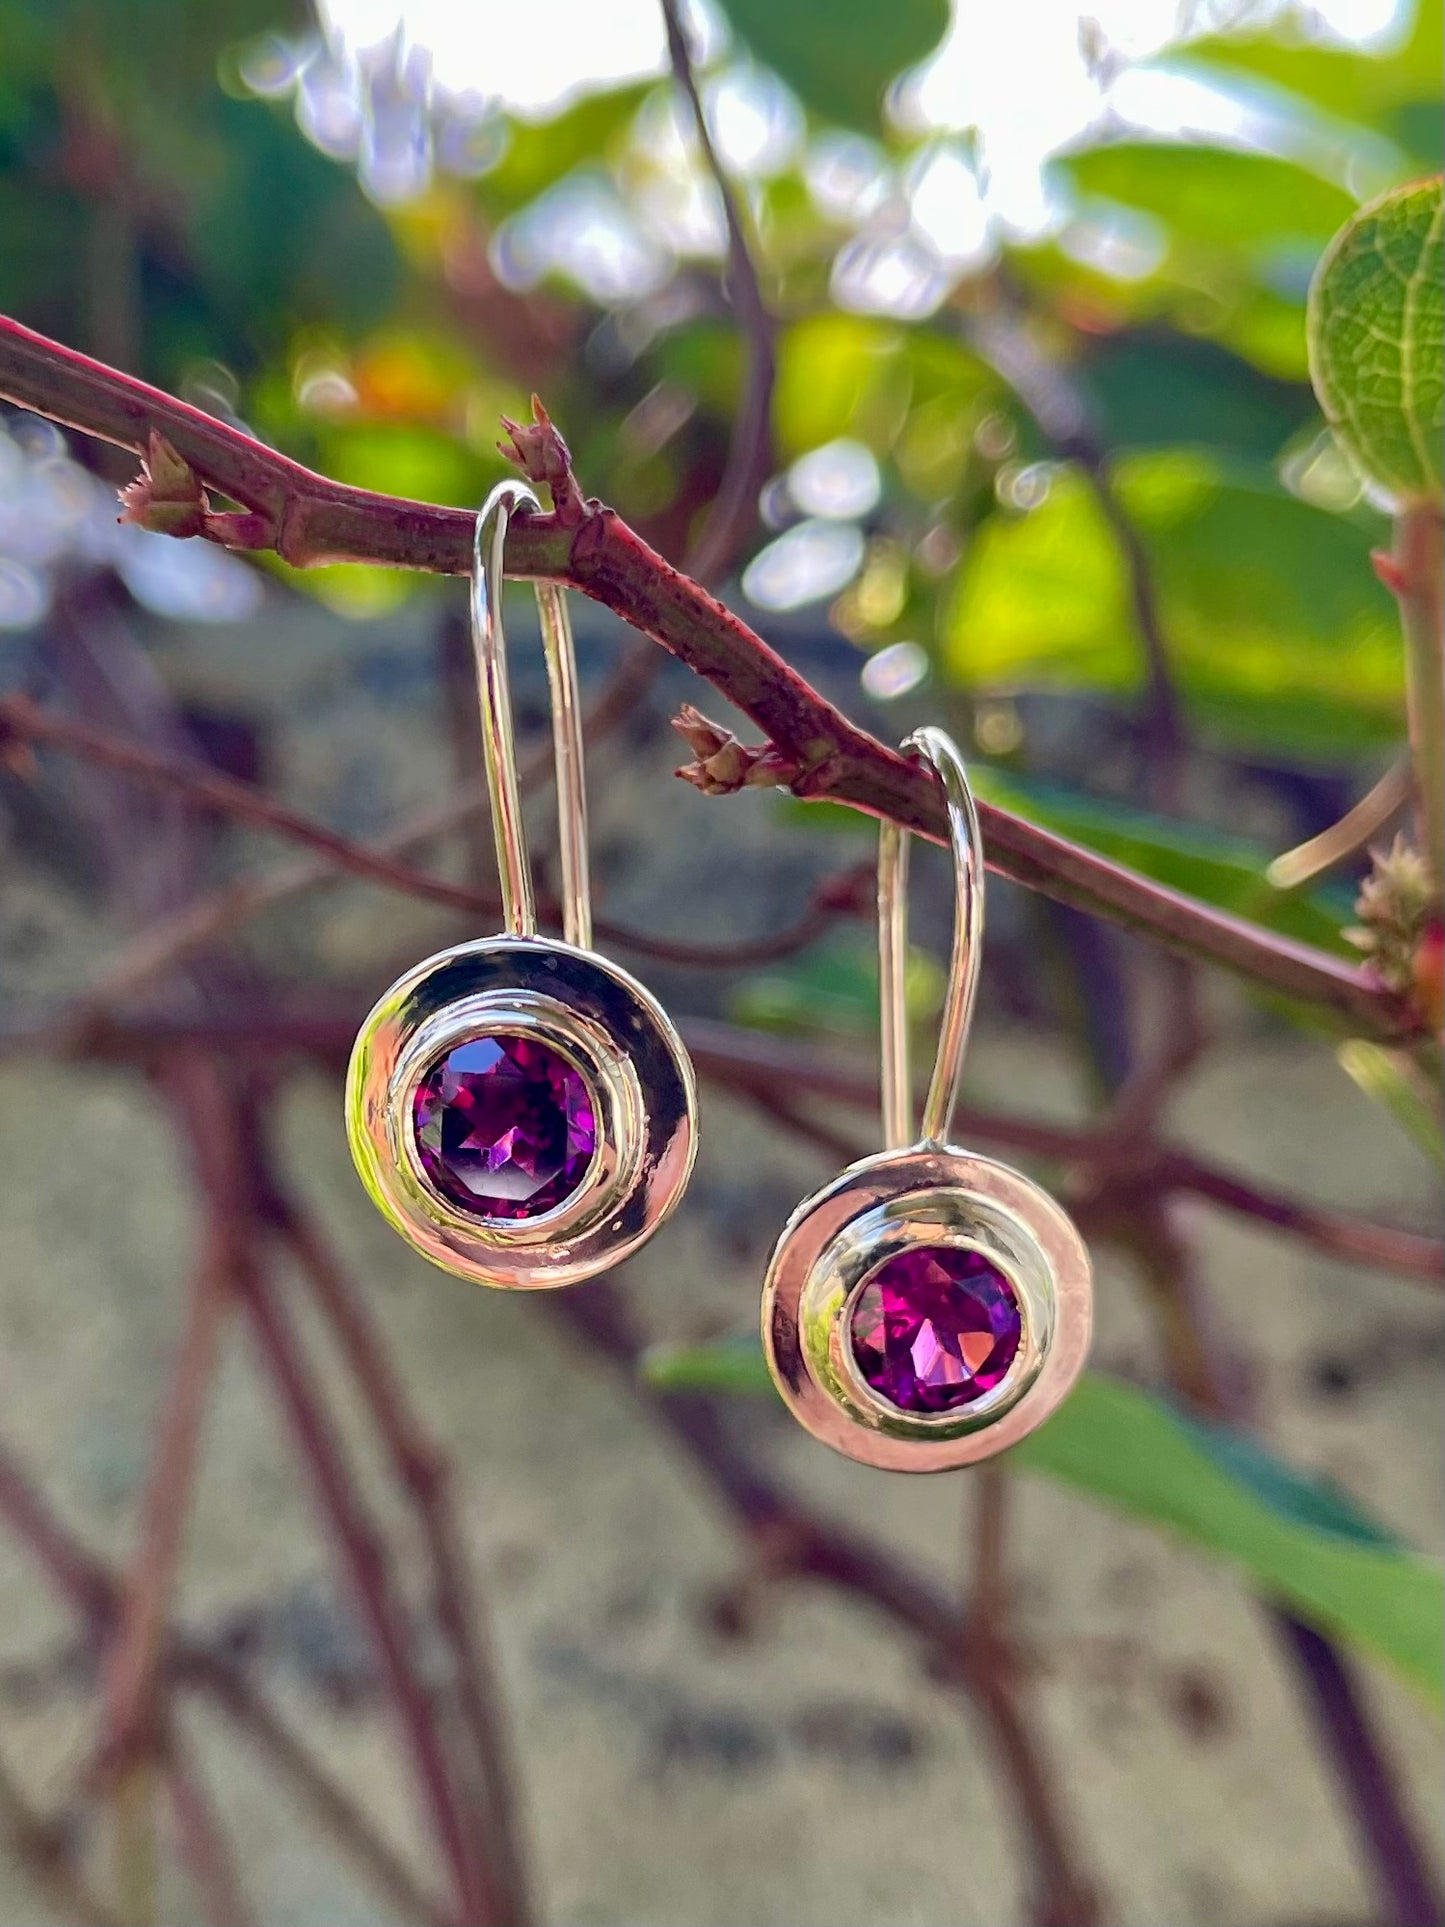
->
left=12, top=1002, right=1438, bottom=1284
left=95, top=1235, right=231, bottom=1927
left=165, top=1054, right=487, bottom=1925
left=164, top=1734, right=254, bottom=1927
left=1379, top=507, right=1445, bottom=889
left=0, top=315, right=1415, bottom=1038
left=968, top=310, right=1186, bottom=788
left=3, top=695, right=853, bottom=1004
left=1273, top=1619, right=1443, bottom=1927
left=0, top=1437, right=447, bottom=1924
left=69, top=633, right=661, bottom=1020
left=1160, top=1152, right=1445, bottom=1282
left=1130, top=1201, right=1442, bottom=1924
left=660, top=0, right=776, bottom=584
left=98, top=1246, right=229, bottom=1776
left=259, top=1181, right=532, bottom=1927
left=176, top=1653, right=446, bottom=1924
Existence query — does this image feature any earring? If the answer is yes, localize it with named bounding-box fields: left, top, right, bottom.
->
left=762, top=726, right=1092, bottom=1469
left=346, top=480, right=697, bottom=1289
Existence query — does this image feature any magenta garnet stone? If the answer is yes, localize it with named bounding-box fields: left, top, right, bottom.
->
left=849, top=1246, right=1022, bottom=1413
left=412, top=1035, right=596, bottom=1221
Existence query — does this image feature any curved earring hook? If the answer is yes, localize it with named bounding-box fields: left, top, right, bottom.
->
left=472, top=479, right=592, bottom=950
left=877, top=726, right=985, bottom=1150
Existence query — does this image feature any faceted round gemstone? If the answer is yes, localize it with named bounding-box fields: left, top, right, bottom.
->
left=412, top=1035, right=596, bottom=1221
left=849, top=1245, right=1022, bottom=1413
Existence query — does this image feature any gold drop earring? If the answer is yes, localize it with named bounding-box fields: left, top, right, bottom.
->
left=346, top=480, right=697, bottom=1289
left=761, top=726, right=1093, bottom=1469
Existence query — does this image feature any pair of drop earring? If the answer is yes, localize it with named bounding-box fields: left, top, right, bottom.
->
left=347, top=483, right=1092, bottom=1473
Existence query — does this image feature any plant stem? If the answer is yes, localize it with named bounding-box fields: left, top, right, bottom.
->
left=1393, top=506, right=1445, bottom=890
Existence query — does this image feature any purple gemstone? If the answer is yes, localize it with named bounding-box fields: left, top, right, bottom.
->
left=413, top=1035, right=596, bottom=1221
left=850, top=1246, right=1022, bottom=1413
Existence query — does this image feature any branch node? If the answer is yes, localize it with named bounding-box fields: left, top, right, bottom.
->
left=498, top=395, right=585, bottom=525
left=118, top=431, right=210, bottom=539
left=672, top=703, right=802, bottom=794
left=1347, top=834, right=1443, bottom=1028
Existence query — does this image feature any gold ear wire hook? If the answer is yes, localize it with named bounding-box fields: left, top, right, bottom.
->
left=472, top=480, right=592, bottom=950
left=876, top=726, right=986, bottom=1150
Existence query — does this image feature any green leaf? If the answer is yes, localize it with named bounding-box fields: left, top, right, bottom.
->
left=1337, top=1040, right=1445, bottom=1164
left=970, top=769, right=1354, bottom=952
left=1050, top=144, right=1363, bottom=378
left=1078, top=333, right=1316, bottom=460
left=726, top=934, right=943, bottom=1042
left=643, top=1345, right=1443, bottom=1700
left=773, top=314, right=909, bottom=457
left=315, top=422, right=492, bottom=507
left=188, top=97, right=401, bottom=349
left=941, top=451, right=1404, bottom=758
left=715, top=0, right=949, bottom=133
left=1012, top=1375, right=1443, bottom=1702
left=1307, top=177, right=1445, bottom=506
left=1178, top=6, right=1443, bottom=159
left=1061, top=142, right=1358, bottom=256
left=479, top=81, right=655, bottom=214
left=645, top=1337, right=775, bottom=1397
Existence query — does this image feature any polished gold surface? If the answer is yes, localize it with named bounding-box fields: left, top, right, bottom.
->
left=471, top=481, right=592, bottom=949
left=346, top=936, right=696, bottom=1290
left=762, top=1144, right=1092, bottom=1472
left=765, top=726, right=1092, bottom=1470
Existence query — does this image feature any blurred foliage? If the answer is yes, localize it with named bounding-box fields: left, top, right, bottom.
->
left=946, top=451, right=1404, bottom=756
left=714, top=0, right=949, bottom=131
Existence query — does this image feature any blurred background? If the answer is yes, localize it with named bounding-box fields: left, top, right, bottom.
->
left=0, top=0, right=1440, bottom=1922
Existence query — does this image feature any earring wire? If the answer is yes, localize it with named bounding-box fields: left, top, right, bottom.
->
left=877, top=727, right=985, bottom=1150
left=471, top=480, right=592, bottom=950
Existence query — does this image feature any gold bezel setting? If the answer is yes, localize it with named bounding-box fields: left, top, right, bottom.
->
left=347, top=935, right=696, bottom=1290
left=763, top=1144, right=1092, bottom=1471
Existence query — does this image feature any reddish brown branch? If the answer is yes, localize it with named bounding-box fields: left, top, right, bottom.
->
left=165, top=1055, right=488, bottom=1924
left=164, top=1735, right=253, bottom=1927
left=98, top=1245, right=229, bottom=1781
left=176, top=1653, right=446, bottom=1926
left=0, top=314, right=1415, bottom=1040
left=11, top=1003, right=1438, bottom=1285
left=0, top=1439, right=445, bottom=1924
left=260, top=1186, right=532, bottom=1927
left=1, top=695, right=857, bottom=996
left=64, top=634, right=660, bottom=1019
left=1160, top=1153, right=1445, bottom=1281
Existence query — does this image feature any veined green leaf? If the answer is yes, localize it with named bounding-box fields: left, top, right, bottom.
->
left=1308, top=177, right=1445, bottom=505
left=641, top=1346, right=1443, bottom=1700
